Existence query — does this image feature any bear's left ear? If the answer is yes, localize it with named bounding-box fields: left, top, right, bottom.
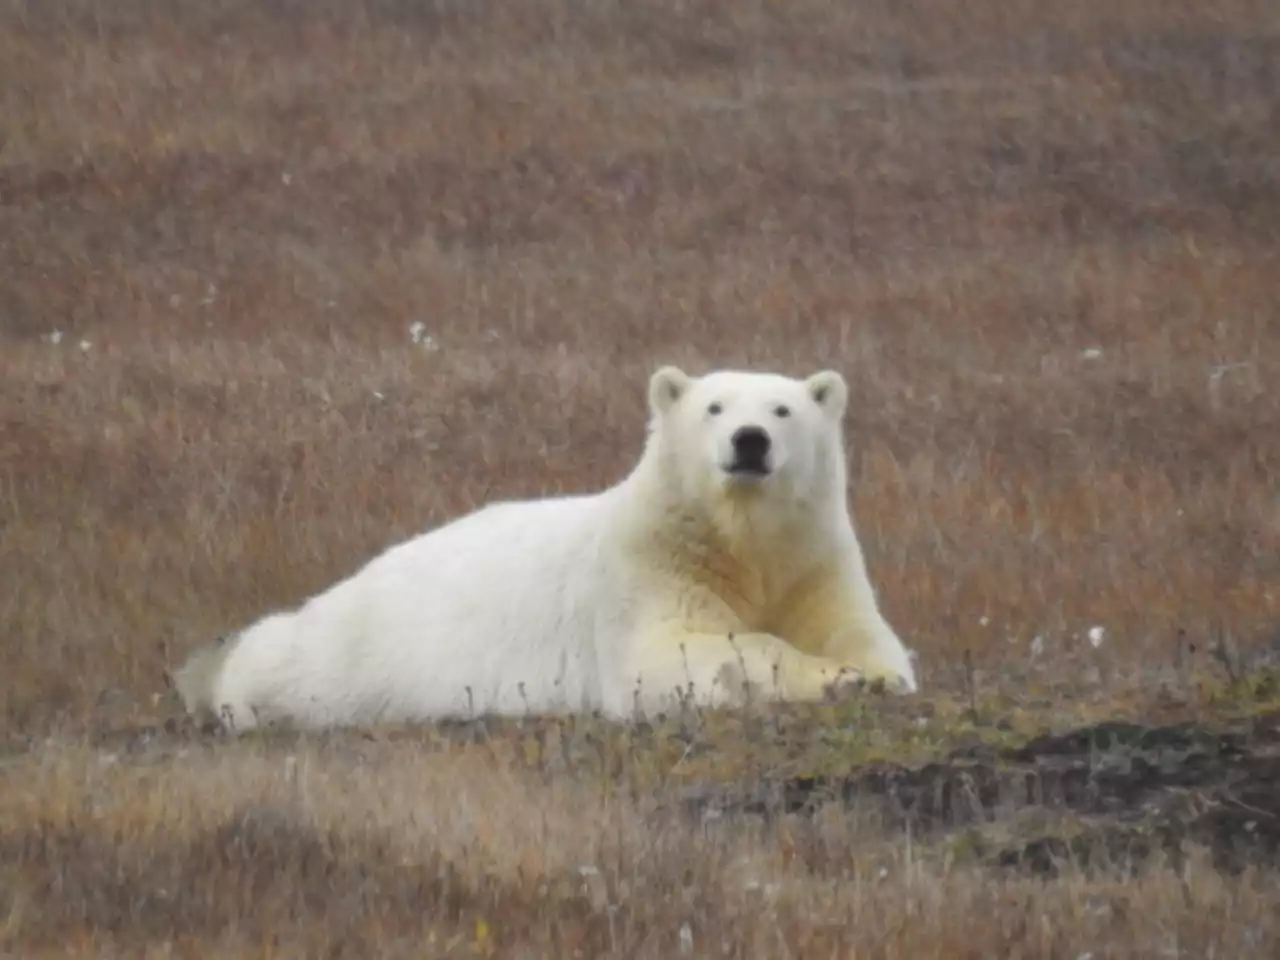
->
left=649, top=365, right=692, bottom=415
left=806, top=370, right=848, bottom=419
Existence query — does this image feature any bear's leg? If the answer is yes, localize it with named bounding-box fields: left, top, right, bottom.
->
left=171, top=629, right=270, bottom=732
left=171, top=634, right=235, bottom=721
left=623, top=627, right=865, bottom=715
left=771, top=565, right=918, bottom=694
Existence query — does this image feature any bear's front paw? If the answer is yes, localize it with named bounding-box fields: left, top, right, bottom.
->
left=822, top=667, right=917, bottom=700
left=861, top=671, right=918, bottom=696
left=877, top=672, right=917, bottom=696
left=821, top=665, right=868, bottom=701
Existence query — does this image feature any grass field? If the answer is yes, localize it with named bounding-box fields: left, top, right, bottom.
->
left=2, top=0, right=1279, bottom=955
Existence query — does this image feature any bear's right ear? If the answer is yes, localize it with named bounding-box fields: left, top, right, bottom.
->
left=648, top=366, right=691, bottom=415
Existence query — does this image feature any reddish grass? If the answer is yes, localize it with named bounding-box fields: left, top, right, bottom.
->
left=2, top=0, right=1279, bottom=954
left=3, top=733, right=1280, bottom=959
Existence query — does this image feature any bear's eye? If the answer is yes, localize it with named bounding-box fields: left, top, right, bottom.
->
left=774, top=405, right=791, bottom=418
left=707, top=402, right=723, bottom=416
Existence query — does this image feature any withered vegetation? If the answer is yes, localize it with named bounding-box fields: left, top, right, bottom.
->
left=2, top=0, right=1278, bottom=956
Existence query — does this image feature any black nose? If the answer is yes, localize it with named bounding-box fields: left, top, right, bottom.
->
left=731, top=426, right=771, bottom=467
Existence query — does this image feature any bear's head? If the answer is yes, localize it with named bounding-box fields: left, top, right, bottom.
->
left=646, top=366, right=850, bottom=506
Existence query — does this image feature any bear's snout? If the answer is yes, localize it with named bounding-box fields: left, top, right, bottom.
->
left=729, top=425, right=772, bottom=475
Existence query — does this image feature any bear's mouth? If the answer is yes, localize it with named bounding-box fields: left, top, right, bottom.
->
left=724, top=460, right=772, bottom=480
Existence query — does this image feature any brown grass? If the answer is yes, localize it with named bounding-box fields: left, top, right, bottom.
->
left=2, top=0, right=1279, bottom=955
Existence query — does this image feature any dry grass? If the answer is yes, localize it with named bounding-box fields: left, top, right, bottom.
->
left=4, top=729, right=1280, bottom=959
left=2, top=0, right=1279, bottom=954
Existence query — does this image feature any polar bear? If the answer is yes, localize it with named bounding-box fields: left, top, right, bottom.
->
left=173, top=365, right=918, bottom=731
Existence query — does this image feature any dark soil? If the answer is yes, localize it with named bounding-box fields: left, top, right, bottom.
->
left=681, top=710, right=1280, bottom=876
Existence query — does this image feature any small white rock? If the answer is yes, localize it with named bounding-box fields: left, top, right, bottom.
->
left=1080, top=347, right=1103, bottom=360
left=47, top=330, right=64, bottom=345
left=409, top=320, right=440, bottom=351
left=79, top=340, right=92, bottom=352
left=1087, top=626, right=1106, bottom=648
left=678, top=922, right=693, bottom=955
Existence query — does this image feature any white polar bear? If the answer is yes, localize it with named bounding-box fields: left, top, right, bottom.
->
left=173, top=365, right=919, bottom=731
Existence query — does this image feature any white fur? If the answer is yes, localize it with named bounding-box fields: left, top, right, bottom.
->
left=177, top=366, right=918, bottom=731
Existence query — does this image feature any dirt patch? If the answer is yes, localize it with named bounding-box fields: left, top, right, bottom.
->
left=681, top=710, right=1280, bottom=876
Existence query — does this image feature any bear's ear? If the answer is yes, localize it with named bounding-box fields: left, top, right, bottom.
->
left=648, top=365, right=691, bottom=415
left=806, top=370, right=848, bottom=418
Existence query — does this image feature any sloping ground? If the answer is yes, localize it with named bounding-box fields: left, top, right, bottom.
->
left=683, top=708, right=1280, bottom=876
left=3, top=666, right=1279, bottom=956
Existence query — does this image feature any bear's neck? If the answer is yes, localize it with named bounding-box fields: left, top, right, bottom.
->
left=615, top=444, right=845, bottom=609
